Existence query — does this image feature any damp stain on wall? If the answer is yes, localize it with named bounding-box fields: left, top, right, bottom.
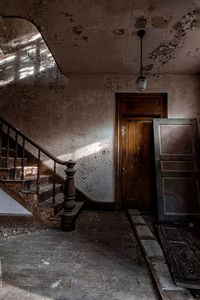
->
left=151, top=16, right=169, bottom=29
left=113, top=29, right=127, bottom=35
left=64, top=11, right=74, bottom=18
left=82, top=36, right=88, bottom=41
left=63, top=10, right=75, bottom=23
left=148, top=0, right=156, bottom=12
left=186, top=47, right=199, bottom=57
left=149, top=10, right=196, bottom=66
left=135, top=16, right=147, bottom=29
left=70, top=24, right=88, bottom=43
left=61, top=9, right=88, bottom=43
left=143, top=64, right=154, bottom=73
left=71, top=24, right=83, bottom=35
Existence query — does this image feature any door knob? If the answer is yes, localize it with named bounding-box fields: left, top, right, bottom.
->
left=122, top=167, right=127, bottom=175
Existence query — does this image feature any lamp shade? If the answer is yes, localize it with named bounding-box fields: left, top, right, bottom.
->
left=136, top=75, right=147, bottom=92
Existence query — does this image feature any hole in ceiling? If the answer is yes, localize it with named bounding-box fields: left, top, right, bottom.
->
left=0, top=17, right=58, bottom=87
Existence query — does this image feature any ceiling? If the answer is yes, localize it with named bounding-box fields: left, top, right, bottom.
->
left=0, top=0, right=200, bottom=75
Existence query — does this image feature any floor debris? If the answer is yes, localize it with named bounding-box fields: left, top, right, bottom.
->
left=50, top=280, right=61, bottom=289
left=0, top=211, right=158, bottom=300
left=42, top=259, right=50, bottom=265
left=0, top=224, right=46, bottom=239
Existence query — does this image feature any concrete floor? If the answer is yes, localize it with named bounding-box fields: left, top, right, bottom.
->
left=0, top=211, right=158, bottom=300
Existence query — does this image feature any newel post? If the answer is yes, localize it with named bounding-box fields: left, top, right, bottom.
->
left=62, top=159, right=76, bottom=231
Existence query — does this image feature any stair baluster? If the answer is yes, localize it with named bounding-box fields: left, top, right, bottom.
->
left=52, top=161, right=56, bottom=207
left=62, top=160, right=76, bottom=231
left=36, top=149, right=41, bottom=195
left=6, top=126, right=10, bottom=168
left=0, top=120, right=2, bottom=162
left=21, top=138, right=25, bottom=180
left=13, top=132, right=18, bottom=180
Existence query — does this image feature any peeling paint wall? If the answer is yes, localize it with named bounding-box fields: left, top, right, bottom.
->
left=0, top=69, right=200, bottom=203
left=149, top=10, right=196, bottom=67
left=0, top=4, right=200, bottom=206
left=0, top=17, right=200, bottom=203
left=1, top=0, right=200, bottom=75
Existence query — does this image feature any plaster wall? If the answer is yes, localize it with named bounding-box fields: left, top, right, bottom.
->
left=0, top=71, right=200, bottom=203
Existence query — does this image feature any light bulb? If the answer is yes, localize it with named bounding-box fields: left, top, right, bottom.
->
left=136, top=75, right=147, bottom=92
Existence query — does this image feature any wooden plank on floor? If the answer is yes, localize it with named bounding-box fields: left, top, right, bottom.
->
left=135, top=225, right=154, bottom=239
left=128, top=209, right=140, bottom=216
left=130, top=215, right=145, bottom=225
left=141, top=239, right=165, bottom=261
left=128, top=209, right=193, bottom=300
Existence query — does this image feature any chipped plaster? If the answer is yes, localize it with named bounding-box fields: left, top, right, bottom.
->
left=135, top=17, right=147, bottom=29
left=151, top=16, right=168, bottom=29
left=0, top=69, right=200, bottom=202
left=0, top=9, right=200, bottom=202
left=0, top=0, right=200, bottom=74
left=149, top=10, right=197, bottom=68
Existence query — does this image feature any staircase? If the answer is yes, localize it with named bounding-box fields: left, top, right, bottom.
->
left=0, top=116, right=83, bottom=230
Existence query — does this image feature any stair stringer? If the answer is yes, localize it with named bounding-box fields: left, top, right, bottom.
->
left=0, top=182, right=62, bottom=227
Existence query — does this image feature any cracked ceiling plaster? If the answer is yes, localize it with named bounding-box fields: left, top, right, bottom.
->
left=0, top=0, right=200, bottom=74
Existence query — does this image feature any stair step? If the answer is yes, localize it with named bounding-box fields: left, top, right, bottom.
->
left=0, top=215, right=37, bottom=226
left=21, top=184, right=62, bottom=202
left=38, top=192, right=64, bottom=215
left=25, top=183, right=61, bottom=194
left=0, top=166, right=38, bottom=180
left=1, top=148, right=16, bottom=156
left=49, top=208, right=64, bottom=221
left=1, top=175, right=51, bottom=188
left=0, top=167, right=11, bottom=180
left=38, top=191, right=63, bottom=206
left=0, top=157, right=27, bottom=168
left=23, top=175, right=52, bottom=189
left=12, top=166, right=38, bottom=179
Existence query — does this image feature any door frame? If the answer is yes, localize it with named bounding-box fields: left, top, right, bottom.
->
left=115, top=93, right=168, bottom=210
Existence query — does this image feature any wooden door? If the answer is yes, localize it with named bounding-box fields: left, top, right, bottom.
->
left=153, top=118, right=200, bottom=221
left=121, top=117, right=155, bottom=210
left=116, top=93, right=167, bottom=211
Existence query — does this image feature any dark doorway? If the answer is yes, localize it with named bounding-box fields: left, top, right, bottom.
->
left=115, top=93, right=168, bottom=211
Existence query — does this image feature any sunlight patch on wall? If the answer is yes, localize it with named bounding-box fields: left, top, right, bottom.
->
left=43, top=139, right=109, bottom=168
left=0, top=20, right=56, bottom=87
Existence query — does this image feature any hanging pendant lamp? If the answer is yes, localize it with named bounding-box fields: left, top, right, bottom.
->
left=136, top=30, right=147, bottom=92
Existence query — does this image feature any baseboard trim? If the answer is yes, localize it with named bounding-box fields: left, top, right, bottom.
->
left=0, top=215, right=39, bottom=225
left=76, top=188, right=115, bottom=211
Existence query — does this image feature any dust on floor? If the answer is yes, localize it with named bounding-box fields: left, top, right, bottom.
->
left=0, top=211, right=158, bottom=300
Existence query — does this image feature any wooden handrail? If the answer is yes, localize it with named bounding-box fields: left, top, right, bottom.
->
left=0, top=116, right=68, bottom=166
